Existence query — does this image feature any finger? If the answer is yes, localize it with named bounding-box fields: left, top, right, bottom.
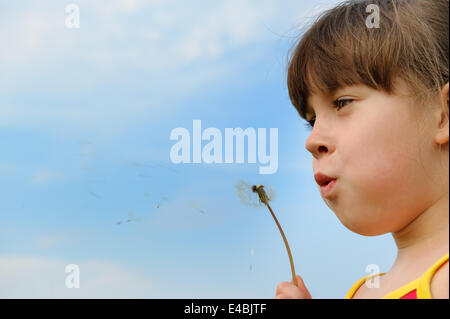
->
left=295, top=275, right=312, bottom=299
left=278, top=284, right=301, bottom=297
left=292, top=275, right=305, bottom=287
left=275, top=281, right=290, bottom=295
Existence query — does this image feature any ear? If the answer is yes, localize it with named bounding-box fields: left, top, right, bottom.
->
left=434, top=82, right=449, bottom=145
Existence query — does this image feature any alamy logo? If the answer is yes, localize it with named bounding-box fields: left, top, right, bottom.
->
left=365, top=4, right=380, bottom=29
left=65, top=4, right=80, bottom=29
left=65, top=264, right=80, bottom=288
left=365, top=264, right=381, bottom=289
left=169, top=120, right=278, bottom=174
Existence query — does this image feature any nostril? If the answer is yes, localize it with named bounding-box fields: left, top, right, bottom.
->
left=318, top=146, right=327, bottom=153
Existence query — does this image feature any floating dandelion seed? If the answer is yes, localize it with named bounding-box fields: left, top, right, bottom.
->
left=127, top=211, right=141, bottom=223
left=88, top=190, right=101, bottom=200
left=131, top=161, right=146, bottom=168
left=156, top=195, right=168, bottom=208
left=116, top=212, right=141, bottom=225
left=236, top=180, right=298, bottom=287
left=191, top=201, right=206, bottom=214
left=249, top=248, right=254, bottom=272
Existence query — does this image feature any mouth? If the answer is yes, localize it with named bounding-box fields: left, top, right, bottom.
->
left=321, top=180, right=332, bottom=186
left=314, top=172, right=337, bottom=187
left=319, top=179, right=337, bottom=197
left=314, top=172, right=338, bottom=198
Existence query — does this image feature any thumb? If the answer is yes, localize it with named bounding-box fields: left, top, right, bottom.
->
left=292, top=275, right=312, bottom=298
left=290, top=275, right=302, bottom=286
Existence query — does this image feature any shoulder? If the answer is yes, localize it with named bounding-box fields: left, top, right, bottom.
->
left=430, top=260, right=449, bottom=299
left=349, top=273, right=387, bottom=299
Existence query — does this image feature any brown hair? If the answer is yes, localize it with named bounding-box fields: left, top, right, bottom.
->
left=287, top=0, right=449, bottom=122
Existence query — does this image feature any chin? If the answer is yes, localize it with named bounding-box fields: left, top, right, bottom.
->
left=338, top=215, right=387, bottom=236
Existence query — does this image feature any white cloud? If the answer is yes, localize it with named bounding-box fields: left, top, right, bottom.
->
left=0, top=1, right=287, bottom=137
left=0, top=255, right=158, bottom=298
left=0, top=0, right=342, bottom=73
left=0, top=9, right=53, bottom=66
left=0, top=0, right=281, bottom=72
left=0, top=0, right=342, bottom=138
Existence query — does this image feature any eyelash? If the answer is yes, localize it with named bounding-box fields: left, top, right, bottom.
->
left=304, top=99, right=353, bottom=129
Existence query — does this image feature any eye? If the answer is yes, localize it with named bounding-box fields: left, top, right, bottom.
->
left=333, top=98, right=353, bottom=110
left=304, top=117, right=316, bottom=130
left=303, top=99, right=353, bottom=130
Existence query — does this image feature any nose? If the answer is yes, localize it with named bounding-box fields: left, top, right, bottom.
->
left=305, top=122, right=335, bottom=159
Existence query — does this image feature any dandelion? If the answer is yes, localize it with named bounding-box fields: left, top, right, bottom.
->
left=236, top=180, right=298, bottom=287
left=236, top=180, right=275, bottom=207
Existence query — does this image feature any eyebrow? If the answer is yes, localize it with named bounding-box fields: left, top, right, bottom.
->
left=304, top=85, right=358, bottom=117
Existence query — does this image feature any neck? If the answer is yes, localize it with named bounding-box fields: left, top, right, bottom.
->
left=392, top=192, right=449, bottom=265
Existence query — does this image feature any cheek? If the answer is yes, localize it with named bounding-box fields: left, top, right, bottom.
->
left=345, top=118, right=417, bottom=193
left=335, top=118, right=426, bottom=234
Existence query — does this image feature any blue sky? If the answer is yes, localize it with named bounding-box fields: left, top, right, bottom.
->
left=0, top=0, right=397, bottom=298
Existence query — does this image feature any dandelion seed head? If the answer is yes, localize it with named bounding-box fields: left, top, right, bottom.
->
left=235, top=180, right=263, bottom=207
left=236, top=180, right=276, bottom=207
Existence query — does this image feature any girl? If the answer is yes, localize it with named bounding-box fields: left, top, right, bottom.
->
left=275, top=0, right=449, bottom=299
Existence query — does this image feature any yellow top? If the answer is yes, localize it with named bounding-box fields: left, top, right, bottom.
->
left=345, top=252, right=449, bottom=299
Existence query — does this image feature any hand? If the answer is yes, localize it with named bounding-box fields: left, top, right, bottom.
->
left=274, top=275, right=312, bottom=299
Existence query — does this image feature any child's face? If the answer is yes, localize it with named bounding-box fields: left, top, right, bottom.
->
left=305, top=79, right=441, bottom=236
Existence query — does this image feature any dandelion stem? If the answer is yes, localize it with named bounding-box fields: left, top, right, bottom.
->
left=265, top=202, right=298, bottom=287
left=248, top=184, right=298, bottom=287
